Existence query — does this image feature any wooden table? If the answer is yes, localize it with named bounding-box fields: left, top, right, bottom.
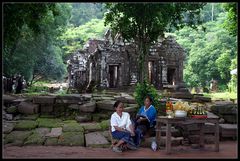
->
left=155, top=112, right=219, bottom=154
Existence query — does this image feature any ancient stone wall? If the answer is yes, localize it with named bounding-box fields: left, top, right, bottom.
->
left=67, top=32, right=185, bottom=91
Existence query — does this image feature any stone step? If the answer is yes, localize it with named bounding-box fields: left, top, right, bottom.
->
left=85, top=132, right=110, bottom=148
left=219, top=124, right=237, bottom=139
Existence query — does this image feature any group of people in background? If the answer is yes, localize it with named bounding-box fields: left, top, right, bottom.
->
left=110, top=95, right=157, bottom=153
left=3, top=74, right=26, bottom=94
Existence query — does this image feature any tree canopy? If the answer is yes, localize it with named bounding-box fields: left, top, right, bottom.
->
left=222, top=3, right=237, bottom=36
left=174, top=5, right=237, bottom=91
left=3, top=3, right=71, bottom=83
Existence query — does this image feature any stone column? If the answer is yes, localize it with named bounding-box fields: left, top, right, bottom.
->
left=118, top=64, right=122, bottom=87
left=100, top=52, right=107, bottom=88
left=161, top=59, right=168, bottom=85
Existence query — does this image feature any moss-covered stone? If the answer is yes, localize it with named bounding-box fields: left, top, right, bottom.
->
left=6, top=106, right=18, bottom=114
left=62, top=122, right=84, bottom=132
left=58, top=132, right=84, bottom=146
left=59, top=115, right=77, bottom=121
left=24, top=131, right=46, bottom=145
left=45, top=137, right=59, bottom=146
left=4, top=131, right=33, bottom=146
left=35, top=128, right=51, bottom=136
left=39, top=114, right=55, bottom=118
left=14, top=120, right=38, bottom=130
left=99, top=120, right=110, bottom=130
left=92, top=113, right=110, bottom=122
left=53, top=104, right=67, bottom=117
left=63, top=120, right=78, bottom=124
left=21, top=114, right=39, bottom=120
left=37, top=118, right=63, bottom=128
left=3, top=122, right=16, bottom=134
left=80, top=123, right=102, bottom=132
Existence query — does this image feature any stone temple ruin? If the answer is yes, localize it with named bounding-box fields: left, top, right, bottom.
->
left=67, top=30, right=185, bottom=92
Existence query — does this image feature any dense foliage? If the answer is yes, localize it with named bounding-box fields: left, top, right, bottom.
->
left=3, top=3, right=71, bottom=83
left=69, top=3, right=106, bottom=26
left=60, top=19, right=108, bottom=59
left=173, top=3, right=237, bottom=91
left=133, top=79, right=162, bottom=114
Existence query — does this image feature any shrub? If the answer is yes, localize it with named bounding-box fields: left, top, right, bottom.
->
left=133, top=79, right=162, bottom=113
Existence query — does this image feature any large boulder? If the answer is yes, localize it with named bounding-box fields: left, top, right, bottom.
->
left=3, top=95, right=18, bottom=104
left=18, top=101, right=39, bottom=114
left=85, top=132, right=110, bottom=148
left=14, top=120, right=38, bottom=131
left=57, top=132, right=84, bottom=146
left=4, top=131, right=33, bottom=146
left=96, top=100, right=116, bottom=111
left=45, top=128, right=62, bottom=137
left=55, top=95, right=85, bottom=104
left=33, top=96, right=56, bottom=104
left=3, top=122, right=15, bottom=134
left=79, top=101, right=96, bottom=113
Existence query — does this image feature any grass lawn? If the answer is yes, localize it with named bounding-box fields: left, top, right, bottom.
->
left=203, top=92, right=237, bottom=100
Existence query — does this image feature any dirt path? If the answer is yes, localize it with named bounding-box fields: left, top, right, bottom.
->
left=3, top=141, right=237, bottom=159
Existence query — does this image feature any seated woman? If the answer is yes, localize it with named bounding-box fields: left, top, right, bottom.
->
left=110, top=100, right=138, bottom=153
left=133, top=95, right=157, bottom=146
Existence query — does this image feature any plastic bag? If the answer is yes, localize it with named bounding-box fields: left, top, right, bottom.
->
left=151, top=140, right=157, bottom=151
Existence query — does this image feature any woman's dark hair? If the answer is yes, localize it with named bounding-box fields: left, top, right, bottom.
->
left=145, top=95, right=153, bottom=102
left=113, top=100, right=122, bottom=108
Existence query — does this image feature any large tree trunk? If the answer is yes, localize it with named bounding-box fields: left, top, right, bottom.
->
left=137, top=37, right=149, bottom=83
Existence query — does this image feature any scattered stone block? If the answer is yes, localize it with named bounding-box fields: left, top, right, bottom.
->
left=58, top=132, right=84, bottom=146
left=96, top=100, right=116, bottom=111
left=20, top=114, right=39, bottom=120
left=35, top=128, right=51, bottom=137
left=37, top=118, right=63, bottom=128
left=6, top=106, right=18, bottom=114
left=14, top=120, right=38, bottom=130
left=3, top=122, right=15, bottom=134
left=45, top=137, right=59, bottom=146
left=79, top=101, right=96, bottom=112
left=80, top=122, right=102, bottom=132
left=62, top=123, right=84, bottom=132
left=220, top=124, right=237, bottom=139
left=18, top=102, right=39, bottom=114
left=40, top=104, right=54, bottom=113
left=46, top=128, right=62, bottom=137
left=75, top=115, right=91, bottom=123
left=24, top=131, right=46, bottom=145
left=4, top=131, right=33, bottom=146
left=33, top=96, right=56, bottom=104
left=85, top=132, right=110, bottom=148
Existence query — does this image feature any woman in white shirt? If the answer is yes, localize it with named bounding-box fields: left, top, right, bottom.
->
left=110, top=100, right=137, bottom=152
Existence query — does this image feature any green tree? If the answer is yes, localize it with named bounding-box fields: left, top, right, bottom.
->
left=60, top=19, right=108, bottom=58
left=215, top=51, right=232, bottom=82
left=175, top=7, right=237, bottom=89
left=3, top=3, right=56, bottom=56
left=3, top=3, right=71, bottom=83
left=69, top=3, right=106, bottom=26
left=222, top=3, right=237, bottom=36
left=104, top=3, right=205, bottom=83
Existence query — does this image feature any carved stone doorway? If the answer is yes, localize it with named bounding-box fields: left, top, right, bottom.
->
left=148, top=61, right=154, bottom=84
left=109, top=65, right=119, bottom=88
left=167, top=68, right=175, bottom=85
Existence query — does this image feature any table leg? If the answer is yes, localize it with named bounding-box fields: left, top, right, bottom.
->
left=166, top=123, right=171, bottom=154
left=199, top=123, right=205, bottom=148
left=215, top=121, right=220, bottom=152
left=156, top=121, right=161, bottom=149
